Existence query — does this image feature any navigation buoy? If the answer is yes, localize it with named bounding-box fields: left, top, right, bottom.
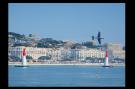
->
left=102, top=49, right=112, bottom=67
left=22, top=48, right=27, bottom=66
left=105, top=49, right=109, bottom=66
left=15, top=48, right=29, bottom=67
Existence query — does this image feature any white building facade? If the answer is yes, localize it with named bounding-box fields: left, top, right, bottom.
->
left=105, top=43, right=125, bottom=59
left=8, top=46, right=105, bottom=60
left=69, top=48, right=105, bottom=60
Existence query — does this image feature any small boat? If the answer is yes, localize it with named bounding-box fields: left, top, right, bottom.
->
left=14, top=65, right=29, bottom=67
left=102, top=65, right=113, bottom=67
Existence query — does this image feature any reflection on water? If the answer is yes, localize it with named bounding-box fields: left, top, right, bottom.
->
left=8, top=65, right=125, bottom=87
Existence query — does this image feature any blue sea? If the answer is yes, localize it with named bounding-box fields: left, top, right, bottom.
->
left=8, top=65, right=125, bottom=87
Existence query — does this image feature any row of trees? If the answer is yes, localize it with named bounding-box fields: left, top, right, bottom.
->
left=8, top=55, right=52, bottom=62
left=85, top=57, right=105, bottom=63
left=8, top=55, right=125, bottom=63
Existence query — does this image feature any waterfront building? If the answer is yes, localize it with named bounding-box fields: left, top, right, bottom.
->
left=105, top=43, right=125, bottom=59
left=90, top=40, right=96, bottom=46
left=8, top=46, right=106, bottom=61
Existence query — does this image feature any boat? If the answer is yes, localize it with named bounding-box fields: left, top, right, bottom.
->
left=102, top=65, right=113, bottom=67
left=14, top=65, right=29, bottom=67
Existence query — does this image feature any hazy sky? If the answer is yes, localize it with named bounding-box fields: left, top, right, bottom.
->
left=9, top=3, right=125, bottom=46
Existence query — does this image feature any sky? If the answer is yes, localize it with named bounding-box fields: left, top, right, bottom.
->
left=8, top=3, right=125, bottom=47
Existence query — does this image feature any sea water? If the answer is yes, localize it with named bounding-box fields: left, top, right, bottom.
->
left=8, top=65, right=125, bottom=87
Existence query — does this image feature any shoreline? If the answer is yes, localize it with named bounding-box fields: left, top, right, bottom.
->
left=8, top=62, right=125, bottom=66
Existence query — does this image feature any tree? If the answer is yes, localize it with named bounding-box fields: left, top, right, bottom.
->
left=29, top=34, right=33, bottom=37
left=26, top=55, right=33, bottom=59
left=9, top=56, right=21, bottom=62
left=38, top=56, right=51, bottom=60
left=26, top=55, right=33, bottom=62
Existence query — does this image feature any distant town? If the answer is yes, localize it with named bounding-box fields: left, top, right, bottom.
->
left=8, top=32, right=125, bottom=65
